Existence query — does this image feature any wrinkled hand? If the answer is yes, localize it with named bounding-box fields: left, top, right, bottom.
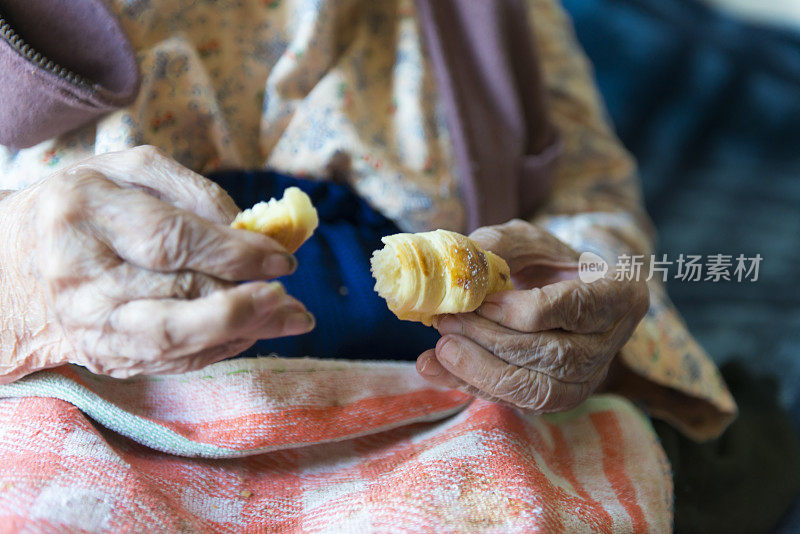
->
left=417, top=219, right=649, bottom=413
left=0, top=146, right=314, bottom=382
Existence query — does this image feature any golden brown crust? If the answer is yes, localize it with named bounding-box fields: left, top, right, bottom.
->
left=371, top=230, right=513, bottom=326
left=231, top=187, right=319, bottom=252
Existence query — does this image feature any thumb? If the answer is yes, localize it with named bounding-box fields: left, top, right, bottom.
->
left=470, top=220, right=579, bottom=288
left=470, top=219, right=578, bottom=266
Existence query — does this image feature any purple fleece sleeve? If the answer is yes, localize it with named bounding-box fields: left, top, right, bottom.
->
left=0, top=0, right=139, bottom=149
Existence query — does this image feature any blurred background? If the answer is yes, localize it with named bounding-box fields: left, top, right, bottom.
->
left=560, top=0, right=800, bottom=531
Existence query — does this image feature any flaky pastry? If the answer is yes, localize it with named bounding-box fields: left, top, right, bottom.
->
left=231, top=187, right=319, bottom=252
left=371, top=229, right=513, bottom=326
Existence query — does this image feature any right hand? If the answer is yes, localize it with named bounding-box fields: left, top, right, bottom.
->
left=0, top=146, right=314, bottom=382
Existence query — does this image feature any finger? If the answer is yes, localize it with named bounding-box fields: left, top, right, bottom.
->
left=417, top=350, right=525, bottom=408
left=104, top=282, right=312, bottom=361
left=73, top=145, right=240, bottom=223
left=79, top=171, right=296, bottom=280
left=241, top=299, right=316, bottom=341
left=435, top=334, right=596, bottom=412
left=122, top=269, right=232, bottom=299
left=419, top=348, right=599, bottom=414
left=131, top=338, right=258, bottom=377
left=106, top=305, right=318, bottom=376
left=53, top=270, right=233, bottom=329
left=78, top=335, right=258, bottom=378
left=478, top=278, right=641, bottom=334
left=416, top=349, right=464, bottom=389
left=436, top=313, right=608, bottom=382
left=468, top=219, right=578, bottom=272
left=100, top=264, right=232, bottom=300
left=100, top=295, right=312, bottom=366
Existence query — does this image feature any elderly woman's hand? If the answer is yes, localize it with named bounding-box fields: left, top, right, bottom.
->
left=0, top=146, right=314, bottom=382
left=416, top=219, right=649, bottom=413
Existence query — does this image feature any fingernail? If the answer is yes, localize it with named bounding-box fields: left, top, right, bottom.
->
left=418, top=353, right=442, bottom=377
left=285, top=310, right=315, bottom=333
left=284, top=253, right=298, bottom=272
left=437, top=337, right=459, bottom=366
left=436, top=314, right=458, bottom=333
left=254, top=282, right=285, bottom=311
left=263, top=253, right=296, bottom=275
left=478, top=301, right=503, bottom=318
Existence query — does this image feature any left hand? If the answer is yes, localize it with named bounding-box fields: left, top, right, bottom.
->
left=416, top=219, right=649, bottom=413
left=0, top=147, right=313, bottom=382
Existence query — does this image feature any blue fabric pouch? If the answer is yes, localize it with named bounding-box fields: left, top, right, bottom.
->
left=208, top=170, right=440, bottom=360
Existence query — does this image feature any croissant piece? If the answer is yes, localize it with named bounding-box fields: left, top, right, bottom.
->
left=371, top=229, right=513, bottom=326
left=231, top=187, right=319, bottom=252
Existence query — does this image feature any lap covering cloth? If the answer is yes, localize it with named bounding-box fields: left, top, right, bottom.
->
left=0, top=173, right=673, bottom=532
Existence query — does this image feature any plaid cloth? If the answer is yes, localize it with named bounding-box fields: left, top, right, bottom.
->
left=0, top=358, right=672, bottom=532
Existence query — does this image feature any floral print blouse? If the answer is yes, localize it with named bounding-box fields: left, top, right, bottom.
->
left=0, top=0, right=735, bottom=439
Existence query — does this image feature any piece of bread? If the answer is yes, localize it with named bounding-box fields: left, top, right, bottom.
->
left=231, top=187, right=319, bottom=252
left=371, top=229, right=513, bottom=326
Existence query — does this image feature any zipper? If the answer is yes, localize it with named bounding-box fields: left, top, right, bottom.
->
left=0, top=13, right=93, bottom=90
